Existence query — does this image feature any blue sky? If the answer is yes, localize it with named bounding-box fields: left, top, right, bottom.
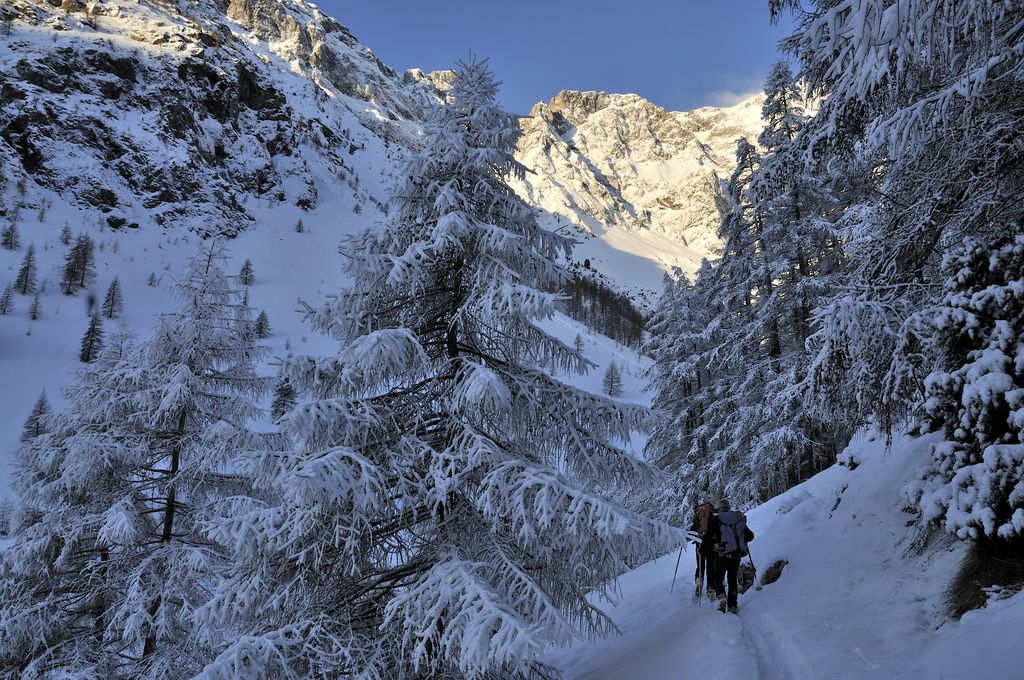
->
left=314, top=1, right=794, bottom=114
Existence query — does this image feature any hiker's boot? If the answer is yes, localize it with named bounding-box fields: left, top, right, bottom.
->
left=717, top=595, right=727, bottom=613
left=728, top=605, right=739, bottom=615
left=707, top=588, right=718, bottom=602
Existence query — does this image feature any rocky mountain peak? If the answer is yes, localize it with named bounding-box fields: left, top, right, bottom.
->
left=511, top=89, right=765, bottom=260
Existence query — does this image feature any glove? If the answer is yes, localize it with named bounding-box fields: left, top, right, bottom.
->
left=685, top=530, right=702, bottom=545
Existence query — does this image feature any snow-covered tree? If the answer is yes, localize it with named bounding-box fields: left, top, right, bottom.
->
left=0, top=283, right=13, bottom=315
left=101, top=277, right=124, bottom=319
left=0, top=244, right=280, bottom=677
left=62, top=234, right=95, bottom=295
left=238, top=258, right=254, bottom=286
left=27, top=292, right=41, bottom=321
left=1, top=223, right=19, bottom=250
left=59, top=223, right=72, bottom=245
left=254, top=310, right=270, bottom=339
left=908, top=231, right=1024, bottom=539
left=769, top=0, right=1024, bottom=537
left=199, top=57, right=672, bottom=680
left=20, top=390, right=50, bottom=443
left=79, top=313, right=104, bottom=362
left=643, top=60, right=846, bottom=511
left=14, top=245, right=36, bottom=295
left=602, top=361, right=623, bottom=397
left=0, top=497, right=14, bottom=537
left=269, top=375, right=295, bottom=421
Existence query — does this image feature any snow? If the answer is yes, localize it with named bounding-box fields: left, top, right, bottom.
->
left=545, top=431, right=1024, bottom=679
left=511, top=90, right=767, bottom=300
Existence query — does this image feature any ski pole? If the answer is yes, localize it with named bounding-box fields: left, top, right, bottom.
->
left=669, top=544, right=684, bottom=593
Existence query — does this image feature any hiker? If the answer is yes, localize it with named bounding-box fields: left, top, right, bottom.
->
left=708, top=498, right=754, bottom=614
left=687, top=500, right=717, bottom=602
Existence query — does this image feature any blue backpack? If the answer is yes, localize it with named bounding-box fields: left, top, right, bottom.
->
left=715, top=510, right=749, bottom=558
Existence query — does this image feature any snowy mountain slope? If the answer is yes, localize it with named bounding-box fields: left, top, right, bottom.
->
left=0, top=0, right=442, bottom=234
left=545, top=431, right=1024, bottom=679
left=0, top=0, right=761, bottom=301
left=510, top=90, right=765, bottom=292
left=0, top=1, right=651, bottom=494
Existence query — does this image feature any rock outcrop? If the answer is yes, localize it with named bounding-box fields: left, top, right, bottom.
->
left=512, top=89, right=765, bottom=257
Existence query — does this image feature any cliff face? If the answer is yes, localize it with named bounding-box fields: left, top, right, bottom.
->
left=0, top=0, right=439, bottom=234
left=512, top=89, right=765, bottom=258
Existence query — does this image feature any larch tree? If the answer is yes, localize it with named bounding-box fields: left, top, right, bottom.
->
left=79, top=313, right=104, bottom=363
left=62, top=234, right=96, bottom=295
left=14, top=245, right=36, bottom=295
left=769, top=0, right=1024, bottom=539
left=269, top=375, right=295, bottom=421
left=0, top=244, right=280, bottom=678
left=198, top=57, right=672, bottom=680
left=1, top=223, right=19, bottom=250
left=101, top=278, right=124, bottom=319
left=27, top=292, right=41, bottom=321
left=0, top=284, right=13, bottom=315
left=19, top=390, right=50, bottom=443
left=238, top=259, right=254, bottom=286
left=602, top=361, right=623, bottom=397
left=254, top=310, right=270, bottom=339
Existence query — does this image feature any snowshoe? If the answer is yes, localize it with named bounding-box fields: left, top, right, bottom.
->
left=717, top=596, right=727, bottom=613
left=728, top=606, right=740, bottom=615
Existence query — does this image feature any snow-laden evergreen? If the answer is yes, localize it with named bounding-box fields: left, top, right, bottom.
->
left=763, top=0, right=1024, bottom=540
left=645, top=62, right=845, bottom=512
left=0, top=245, right=280, bottom=678
left=198, top=58, right=674, bottom=680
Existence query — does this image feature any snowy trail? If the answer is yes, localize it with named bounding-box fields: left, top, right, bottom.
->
left=545, top=551, right=763, bottom=679
left=737, top=609, right=812, bottom=680
left=546, top=434, right=1024, bottom=680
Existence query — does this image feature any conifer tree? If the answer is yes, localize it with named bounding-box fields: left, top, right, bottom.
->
left=573, top=333, right=584, bottom=354
left=147, top=272, right=158, bottom=287
left=79, top=313, right=103, bottom=362
left=14, top=245, right=36, bottom=295
left=1, top=223, right=19, bottom=250
left=0, top=284, right=13, bottom=315
left=0, top=245, right=280, bottom=677
left=62, top=234, right=96, bottom=295
left=27, top=292, right=41, bottom=321
left=254, top=310, right=270, bottom=338
left=0, top=497, right=13, bottom=537
left=269, top=375, right=295, bottom=420
left=238, top=258, right=254, bottom=286
left=200, top=58, right=671, bottom=679
left=59, top=223, right=72, bottom=245
left=767, top=1, right=1024, bottom=538
left=602, top=361, right=623, bottom=397
left=20, top=390, right=50, bottom=443
left=295, top=218, right=304, bottom=233
left=101, top=277, right=124, bottom=319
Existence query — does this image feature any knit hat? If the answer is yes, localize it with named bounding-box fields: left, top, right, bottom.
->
left=716, top=498, right=731, bottom=511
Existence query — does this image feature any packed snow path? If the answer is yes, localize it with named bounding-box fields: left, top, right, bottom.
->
left=545, top=551, right=805, bottom=680
left=545, top=433, right=1024, bottom=679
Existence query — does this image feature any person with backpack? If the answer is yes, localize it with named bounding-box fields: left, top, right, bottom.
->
left=708, top=498, right=754, bottom=614
left=687, top=500, right=717, bottom=602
